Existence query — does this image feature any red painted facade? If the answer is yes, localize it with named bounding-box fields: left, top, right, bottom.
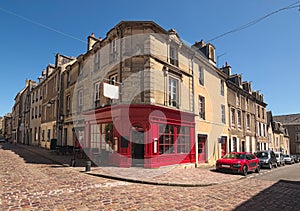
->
left=83, top=104, right=195, bottom=168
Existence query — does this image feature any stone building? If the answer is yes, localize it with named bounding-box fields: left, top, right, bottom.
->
left=274, top=113, right=300, bottom=155
left=221, top=64, right=258, bottom=153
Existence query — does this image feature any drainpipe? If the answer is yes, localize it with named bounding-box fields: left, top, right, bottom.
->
left=191, top=55, right=198, bottom=167
left=116, top=26, right=123, bottom=103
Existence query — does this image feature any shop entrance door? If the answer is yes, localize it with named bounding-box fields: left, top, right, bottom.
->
left=131, top=128, right=144, bottom=167
left=198, top=134, right=207, bottom=163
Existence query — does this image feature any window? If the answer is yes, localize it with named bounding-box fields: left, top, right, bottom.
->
left=159, top=124, right=175, bottom=154
left=32, top=108, right=34, bottom=119
left=169, top=45, right=178, bottom=66
left=110, top=39, right=117, bottom=62
left=94, top=82, right=100, bottom=108
left=66, top=95, right=71, bottom=113
left=237, top=110, right=242, bottom=128
left=296, top=132, right=300, bottom=142
left=236, top=93, right=241, bottom=107
left=39, top=89, right=42, bottom=100
left=94, top=50, right=100, bottom=71
left=246, top=113, right=250, bottom=130
left=78, top=90, right=83, bottom=112
left=90, top=124, right=101, bottom=149
left=47, top=129, right=51, bottom=140
left=257, top=105, right=260, bottom=118
left=245, top=98, right=249, bottom=110
left=78, top=62, right=83, bottom=76
left=198, top=134, right=207, bottom=153
left=35, top=106, right=38, bottom=118
left=221, top=104, right=226, bottom=124
left=109, top=74, right=118, bottom=85
left=220, top=80, right=224, bottom=96
left=198, top=65, right=204, bottom=85
left=296, top=144, right=300, bottom=153
left=177, top=126, right=190, bottom=153
left=198, top=95, right=205, bottom=119
left=168, top=77, right=179, bottom=107
left=67, top=71, right=70, bottom=87
left=231, top=108, right=235, bottom=127
left=232, top=137, right=237, bottom=152
left=262, top=108, right=265, bottom=119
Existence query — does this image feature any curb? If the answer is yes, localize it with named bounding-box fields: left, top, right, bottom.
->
left=11, top=143, right=244, bottom=187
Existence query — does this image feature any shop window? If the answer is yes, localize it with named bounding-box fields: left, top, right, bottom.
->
left=159, top=124, right=175, bottom=154
left=90, top=124, right=101, bottom=149
left=177, top=126, right=190, bottom=153
left=198, top=134, right=207, bottom=153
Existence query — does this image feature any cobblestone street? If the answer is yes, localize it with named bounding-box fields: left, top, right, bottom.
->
left=1, top=142, right=299, bottom=210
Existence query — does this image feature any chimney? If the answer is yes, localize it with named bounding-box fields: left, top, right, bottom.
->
left=87, top=32, right=98, bottom=51
left=220, top=61, right=232, bottom=76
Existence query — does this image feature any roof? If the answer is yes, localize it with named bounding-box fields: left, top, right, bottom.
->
left=273, top=113, right=300, bottom=125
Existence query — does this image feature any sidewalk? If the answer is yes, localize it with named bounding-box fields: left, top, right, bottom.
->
left=5, top=143, right=244, bottom=187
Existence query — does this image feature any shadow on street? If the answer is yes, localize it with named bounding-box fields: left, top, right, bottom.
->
left=234, top=180, right=300, bottom=210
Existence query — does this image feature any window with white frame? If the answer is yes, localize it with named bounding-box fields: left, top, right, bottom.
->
left=231, top=108, right=235, bottom=128
left=168, top=76, right=179, bottom=107
left=198, top=65, right=204, bottom=86
left=109, top=74, right=118, bottom=85
left=220, top=80, right=224, bottom=96
left=237, top=110, right=242, bottom=129
left=198, top=95, right=205, bottom=119
left=94, top=50, right=100, bottom=71
left=245, top=97, right=249, bottom=110
left=221, top=104, right=226, bottom=124
left=246, top=113, right=250, bottom=130
left=110, top=39, right=117, bottom=62
left=236, top=93, right=241, bottom=107
left=169, top=45, right=178, bottom=66
left=78, top=90, right=83, bottom=112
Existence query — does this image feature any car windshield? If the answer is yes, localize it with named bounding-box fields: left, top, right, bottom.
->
left=283, top=154, right=290, bottom=158
left=275, top=154, right=279, bottom=158
left=255, top=152, right=268, bottom=158
left=223, top=153, right=246, bottom=159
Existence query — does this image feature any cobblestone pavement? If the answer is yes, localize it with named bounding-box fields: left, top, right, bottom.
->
left=1, top=142, right=299, bottom=210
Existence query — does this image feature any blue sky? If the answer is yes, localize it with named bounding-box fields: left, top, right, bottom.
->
left=0, top=0, right=299, bottom=117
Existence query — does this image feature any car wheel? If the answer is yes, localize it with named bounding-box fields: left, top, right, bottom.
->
left=242, top=165, right=248, bottom=176
left=255, top=164, right=260, bottom=173
left=282, top=162, right=285, bottom=166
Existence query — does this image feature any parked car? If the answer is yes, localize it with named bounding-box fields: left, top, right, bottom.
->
left=254, top=150, right=277, bottom=169
left=274, top=151, right=285, bottom=166
left=283, top=154, right=295, bottom=164
left=216, top=152, right=260, bottom=176
left=291, top=155, right=299, bottom=163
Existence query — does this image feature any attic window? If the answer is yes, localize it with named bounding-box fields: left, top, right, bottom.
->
left=169, top=45, right=178, bottom=67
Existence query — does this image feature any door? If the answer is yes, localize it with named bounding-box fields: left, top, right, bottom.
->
left=131, top=127, right=144, bottom=167
left=198, top=134, right=207, bottom=163
left=221, top=136, right=227, bottom=156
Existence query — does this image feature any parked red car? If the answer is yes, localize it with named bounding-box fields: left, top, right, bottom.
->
left=216, top=152, right=260, bottom=176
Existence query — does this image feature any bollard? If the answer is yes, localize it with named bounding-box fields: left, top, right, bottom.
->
left=85, top=161, right=91, bottom=172
left=70, top=159, right=75, bottom=167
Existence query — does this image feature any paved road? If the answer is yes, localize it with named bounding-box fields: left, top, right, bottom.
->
left=1, top=142, right=299, bottom=210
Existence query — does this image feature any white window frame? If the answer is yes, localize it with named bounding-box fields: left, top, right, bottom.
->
left=231, top=108, right=235, bottom=128
left=169, top=45, right=178, bottom=66
left=168, top=76, right=179, bottom=107
left=220, top=80, right=224, bottom=96
left=221, top=104, right=226, bottom=124
left=237, top=110, right=242, bottom=129
left=198, top=65, right=204, bottom=86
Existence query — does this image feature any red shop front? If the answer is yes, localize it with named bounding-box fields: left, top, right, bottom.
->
left=83, top=104, right=195, bottom=168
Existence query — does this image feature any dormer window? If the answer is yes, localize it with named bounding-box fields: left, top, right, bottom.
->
left=169, top=45, right=178, bottom=67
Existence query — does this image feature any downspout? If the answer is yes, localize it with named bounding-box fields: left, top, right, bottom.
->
left=117, top=26, right=123, bottom=103
left=191, top=55, right=198, bottom=167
